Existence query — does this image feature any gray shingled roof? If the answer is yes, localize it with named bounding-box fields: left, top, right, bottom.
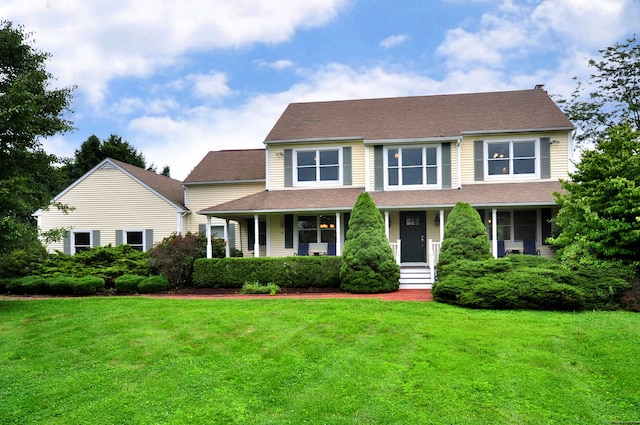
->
left=199, top=182, right=562, bottom=217
left=265, top=88, right=573, bottom=142
left=183, top=149, right=266, bottom=184
left=110, top=158, right=186, bottom=208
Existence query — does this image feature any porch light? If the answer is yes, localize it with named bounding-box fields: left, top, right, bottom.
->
left=320, top=223, right=329, bottom=229
left=394, top=152, right=399, bottom=159
left=434, top=214, right=440, bottom=226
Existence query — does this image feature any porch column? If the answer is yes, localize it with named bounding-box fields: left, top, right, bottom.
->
left=206, top=216, right=212, bottom=259
left=253, top=214, right=260, bottom=257
left=335, top=212, right=341, bottom=255
left=491, top=208, right=498, bottom=258
left=439, top=209, right=445, bottom=241
left=224, top=219, right=231, bottom=258
left=384, top=210, right=390, bottom=240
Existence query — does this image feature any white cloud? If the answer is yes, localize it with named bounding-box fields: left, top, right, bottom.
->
left=255, top=59, right=295, bottom=71
left=380, top=34, right=409, bottom=49
left=0, top=0, right=348, bottom=105
left=188, top=72, right=234, bottom=100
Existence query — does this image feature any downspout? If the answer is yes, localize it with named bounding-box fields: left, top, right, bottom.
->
left=224, top=219, right=230, bottom=258
left=206, top=215, right=212, bottom=258
left=265, top=146, right=270, bottom=190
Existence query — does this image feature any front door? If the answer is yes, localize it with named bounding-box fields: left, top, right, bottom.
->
left=400, top=211, right=426, bottom=263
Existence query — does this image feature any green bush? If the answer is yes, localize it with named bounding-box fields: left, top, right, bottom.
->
left=137, top=275, right=170, bottom=294
left=72, top=276, right=105, bottom=296
left=148, top=233, right=206, bottom=287
left=18, top=276, right=49, bottom=295
left=0, top=246, right=48, bottom=279
left=433, top=255, right=633, bottom=311
left=47, top=277, right=75, bottom=295
left=193, top=257, right=341, bottom=288
left=115, top=274, right=146, bottom=293
left=34, top=245, right=149, bottom=287
left=240, top=281, right=281, bottom=295
left=437, top=202, right=492, bottom=271
left=339, top=192, right=400, bottom=293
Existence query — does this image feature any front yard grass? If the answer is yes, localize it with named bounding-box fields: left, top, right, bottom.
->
left=1, top=297, right=639, bottom=424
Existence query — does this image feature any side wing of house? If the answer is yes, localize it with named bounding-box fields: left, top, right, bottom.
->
left=36, top=159, right=186, bottom=254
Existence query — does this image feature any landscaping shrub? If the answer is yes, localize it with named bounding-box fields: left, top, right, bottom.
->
left=72, top=276, right=106, bottom=296
left=148, top=233, right=206, bottom=287
left=18, top=276, right=48, bottom=295
left=433, top=255, right=633, bottom=311
left=115, top=274, right=146, bottom=293
left=137, top=275, right=170, bottom=293
left=437, top=202, right=492, bottom=272
left=339, top=192, right=400, bottom=293
left=47, top=277, right=75, bottom=295
left=0, top=246, right=48, bottom=279
left=240, top=281, right=281, bottom=295
left=193, top=257, right=341, bottom=288
left=34, top=245, right=149, bottom=287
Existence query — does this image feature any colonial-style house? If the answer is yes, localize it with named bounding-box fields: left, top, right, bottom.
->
left=34, top=158, right=188, bottom=253
left=198, top=87, right=574, bottom=287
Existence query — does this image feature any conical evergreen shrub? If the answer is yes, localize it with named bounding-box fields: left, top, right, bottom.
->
left=339, top=192, right=400, bottom=293
left=436, top=202, right=492, bottom=275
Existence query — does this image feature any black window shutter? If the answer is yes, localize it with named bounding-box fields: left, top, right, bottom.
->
left=441, top=142, right=451, bottom=188
left=247, top=218, right=255, bottom=248
left=541, top=208, right=552, bottom=244
left=284, top=214, right=294, bottom=248
left=284, top=149, right=293, bottom=187
left=474, top=140, right=484, bottom=181
left=540, top=137, right=551, bottom=179
left=374, top=145, right=383, bottom=190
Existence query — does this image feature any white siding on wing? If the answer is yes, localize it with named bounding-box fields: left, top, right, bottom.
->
left=39, top=167, right=180, bottom=252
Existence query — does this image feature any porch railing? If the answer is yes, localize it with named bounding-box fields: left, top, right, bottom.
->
left=389, top=240, right=401, bottom=264
left=429, top=240, right=441, bottom=268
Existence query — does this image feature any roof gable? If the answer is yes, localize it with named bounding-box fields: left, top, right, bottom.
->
left=264, top=88, right=574, bottom=143
left=183, top=149, right=265, bottom=184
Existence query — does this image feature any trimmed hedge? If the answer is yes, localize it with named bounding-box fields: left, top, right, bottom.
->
left=433, top=255, right=633, bottom=311
left=115, top=274, right=146, bottom=294
left=193, top=257, right=342, bottom=288
left=138, top=275, right=170, bottom=294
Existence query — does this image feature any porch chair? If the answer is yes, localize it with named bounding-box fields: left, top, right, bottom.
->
left=497, top=240, right=507, bottom=258
left=523, top=240, right=540, bottom=256
left=327, top=243, right=336, bottom=256
left=296, top=243, right=309, bottom=256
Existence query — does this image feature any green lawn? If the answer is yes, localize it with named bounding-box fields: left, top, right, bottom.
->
left=1, top=297, right=639, bottom=424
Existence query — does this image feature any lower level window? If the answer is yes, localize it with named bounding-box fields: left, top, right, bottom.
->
left=73, top=232, right=91, bottom=253
left=488, top=210, right=537, bottom=242
left=298, top=215, right=336, bottom=243
left=125, top=231, right=144, bottom=251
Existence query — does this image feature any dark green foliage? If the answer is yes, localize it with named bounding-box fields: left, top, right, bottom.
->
left=17, top=276, right=48, bottom=295
left=437, top=202, right=492, bottom=269
left=339, top=192, right=400, bottom=293
left=550, top=123, right=640, bottom=267
left=148, top=233, right=206, bottom=287
left=0, top=245, right=48, bottom=278
left=115, top=274, right=146, bottom=294
left=137, top=275, right=170, bottom=294
left=193, top=257, right=341, bottom=288
left=72, top=276, right=105, bottom=296
left=433, top=255, right=632, bottom=311
left=34, top=245, right=149, bottom=287
left=0, top=21, right=75, bottom=254
left=47, top=277, right=75, bottom=295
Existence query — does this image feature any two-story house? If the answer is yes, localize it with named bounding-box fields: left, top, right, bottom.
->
left=198, top=87, right=574, bottom=287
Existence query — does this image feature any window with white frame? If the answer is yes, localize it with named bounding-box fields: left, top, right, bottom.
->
left=125, top=230, right=144, bottom=251
left=72, top=231, right=91, bottom=253
left=386, top=146, right=439, bottom=187
left=486, top=140, right=537, bottom=177
left=488, top=210, right=537, bottom=242
left=298, top=215, right=336, bottom=244
left=295, top=148, right=340, bottom=184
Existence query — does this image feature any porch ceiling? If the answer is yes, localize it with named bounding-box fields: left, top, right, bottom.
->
left=198, top=181, right=563, bottom=218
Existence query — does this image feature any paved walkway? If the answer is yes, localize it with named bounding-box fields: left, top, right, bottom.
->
left=148, top=289, right=433, bottom=302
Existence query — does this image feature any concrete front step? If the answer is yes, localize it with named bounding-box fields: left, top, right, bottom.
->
left=399, top=265, right=433, bottom=288
left=399, top=283, right=433, bottom=290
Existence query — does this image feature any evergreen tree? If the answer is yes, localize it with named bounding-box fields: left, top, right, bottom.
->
left=339, top=192, right=400, bottom=293
left=437, top=202, right=492, bottom=272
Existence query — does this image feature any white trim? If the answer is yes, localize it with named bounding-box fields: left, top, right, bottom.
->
left=484, top=138, right=540, bottom=181
left=123, top=229, right=145, bottom=251
left=254, top=214, right=260, bottom=257
left=206, top=216, right=212, bottom=258
left=462, top=126, right=574, bottom=135
left=383, top=144, right=441, bottom=190
left=265, top=146, right=271, bottom=191
left=456, top=138, right=462, bottom=189
left=70, top=230, right=93, bottom=254
left=293, top=146, right=343, bottom=187
left=365, top=136, right=456, bottom=145
left=264, top=136, right=362, bottom=145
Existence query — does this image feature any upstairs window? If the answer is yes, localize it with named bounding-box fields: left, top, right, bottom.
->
left=487, top=140, right=537, bottom=177
left=295, top=149, right=340, bottom=184
left=386, top=146, right=438, bottom=188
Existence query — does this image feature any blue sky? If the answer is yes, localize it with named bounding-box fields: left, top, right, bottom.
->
left=3, top=0, right=639, bottom=180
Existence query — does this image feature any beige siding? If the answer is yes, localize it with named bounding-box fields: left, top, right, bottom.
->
left=39, top=167, right=180, bottom=252
left=185, top=182, right=264, bottom=234
left=267, top=214, right=296, bottom=257
left=267, top=140, right=365, bottom=191
left=460, top=131, right=570, bottom=185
